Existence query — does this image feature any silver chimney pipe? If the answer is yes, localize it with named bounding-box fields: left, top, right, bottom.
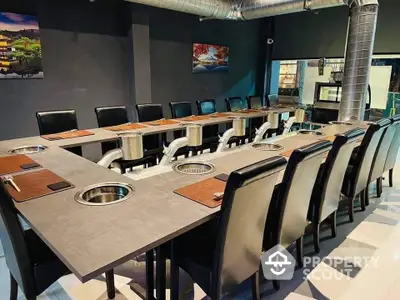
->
left=338, top=0, right=379, bottom=121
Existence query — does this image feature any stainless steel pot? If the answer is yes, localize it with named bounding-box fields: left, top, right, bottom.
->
left=186, top=124, right=203, bottom=147
left=117, top=132, right=144, bottom=160
left=232, top=117, right=246, bottom=136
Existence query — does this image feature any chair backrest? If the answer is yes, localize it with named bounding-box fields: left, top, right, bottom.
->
left=274, top=140, right=332, bottom=248
left=247, top=96, right=264, bottom=109
left=135, top=104, right=164, bottom=122
left=94, top=106, right=129, bottom=155
left=36, top=109, right=78, bottom=135
left=312, top=128, right=365, bottom=223
left=0, top=182, right=36, bottom=296
left=267, top=94, right=279, bottom=107
left=135, top=104, right=164, bottom=151
left=196, top=99, right=218, bottom=140
left=196, top=99, right=217, bottom=115
left=212, top=156, right=287, bottom=298
left=369, top=117, right=400, bottom=182
left=384, top=114, right=400, bottom=173
left=169, top=101, right=192, bottom=119
left=225, top=97, right=247, bottom=112
left=95, top=106, right=129, bottom=128
left=350, top=119, right=391, bottom=195
left=169, top=102, right=193, bottom=139
left=36, top=110, right=82, bottom=156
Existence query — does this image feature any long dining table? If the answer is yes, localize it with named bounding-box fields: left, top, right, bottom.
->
left=0, top=106, right=368, bottom=300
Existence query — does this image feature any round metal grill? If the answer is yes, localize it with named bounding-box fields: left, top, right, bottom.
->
left=9, top=145, right=48, bottom=154
left=329, top=121, right=353, bottom=125
left=251, top=143, right=283, bottom=151
left=298, top=130, right=325, bottom=136
left=173, top=162, right=215, bottom=175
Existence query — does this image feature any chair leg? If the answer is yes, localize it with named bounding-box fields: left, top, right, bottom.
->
left=10, top=273, right=18, bottom=300
left=273, top=280, right=280, bottom=291
left=313, top=223, right=320, bottom=253
left=348, top=196, right=355, bottom=222
left=251, top=271, right=260, bottom=300
left=330, top=211, right=337, bottom=238
left=389, top=169, right=394, bottom=187
left=377, top=177, right=382, bottom=198
left=360, top=190, right=366, bottom=211
left=365, top=184, right=370, bottom=206
left=105, top=270, right=115, bottom=299
left=296, top=236, right=304, bottom=268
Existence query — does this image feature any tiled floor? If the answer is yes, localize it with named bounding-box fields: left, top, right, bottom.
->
left=1, top=161, right=399, bottom=300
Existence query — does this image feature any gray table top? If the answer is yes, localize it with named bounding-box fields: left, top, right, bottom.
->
left=0, top=110, right=363, bottom=283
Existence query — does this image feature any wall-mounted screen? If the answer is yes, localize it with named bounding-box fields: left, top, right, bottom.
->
left=192, top=43, right=229, bottom=74
left=0, top=12, right=43, bottom=79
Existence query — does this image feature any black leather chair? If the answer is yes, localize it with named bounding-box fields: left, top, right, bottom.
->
left=95, top=106, right=154, bottom=173
left=341, top=119, right=391, bottom=222
left=196, top=99, right=220, bottom=152
left=247, top=96, right=266, bottom=142
left=170, top=156, right=287, bottom=299
left=264, top=140, right=332, bottom=290
left=135, top=104, right=165, bottom=164
left=383, top=114, right=400, bottom=187
left=0, top=181, right=71, bottom=300
left=308, top=129, right=365, bottom=253
left=368, top=116, right=400, bottom=198
left=36, top=110, right=82, bottom=156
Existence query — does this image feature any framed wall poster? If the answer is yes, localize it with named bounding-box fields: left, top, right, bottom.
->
left=192, top=43, right=229, bottom=73
left=0, top=12, right=43, bottom=79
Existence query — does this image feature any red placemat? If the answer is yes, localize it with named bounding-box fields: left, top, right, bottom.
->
left=174, top=177, right=226, bottom=208
left=0, top=155, right=40, bottom=176
left=41, top=130, right=94, bottom=141
left=4, top=169, right=74, bottom=203
left=105, top=123, right=148, bottom=131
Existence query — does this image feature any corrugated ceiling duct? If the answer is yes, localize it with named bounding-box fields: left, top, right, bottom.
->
left=339, top=0, right=379, bottom=121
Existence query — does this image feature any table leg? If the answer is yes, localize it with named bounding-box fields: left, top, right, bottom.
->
left=156, top=245, right=167, bottom=300
left=146, top=250, right=155, bottom=300
left=170, top=240, right=179, bottom=300
left=106, top=269, right=115, bottom=299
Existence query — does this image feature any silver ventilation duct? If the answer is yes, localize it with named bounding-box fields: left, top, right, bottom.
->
left=339, top=0, right=379, bottom=121
left=126, top=0, right=348, bottom=20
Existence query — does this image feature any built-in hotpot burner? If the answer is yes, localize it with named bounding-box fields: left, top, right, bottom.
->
left=251, top=143, right=284, bottom=151
left=9, top=145, right=48, bottom=154
left=74, top=182, right=134, bottom=206
left=298, top=130, right=325, bottom=136
left=173, top=162, right=215, bottom=175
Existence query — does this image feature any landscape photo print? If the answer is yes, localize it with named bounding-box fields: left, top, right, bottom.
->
left=0, top=12, right=43, bottom=79
left=192, top=43, right=229, bottom=74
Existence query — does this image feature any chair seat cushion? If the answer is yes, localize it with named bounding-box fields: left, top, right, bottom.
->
left=174, top=219, right=219, bottom=294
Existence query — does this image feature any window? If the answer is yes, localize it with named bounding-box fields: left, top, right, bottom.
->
left=279, top=60, right=299, bottom=88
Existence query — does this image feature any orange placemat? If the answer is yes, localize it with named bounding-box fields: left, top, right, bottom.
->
left=4, top=169, right=74, bottom=203
left=281, top=149, right=295, bottom=158
left=321, top=136, right=336, bottom=142
left=178, top=115, right=211, bottom=122
left=105, top=123, right=148, bottom=131
left=144, top=119, right=180, bottom=126
left=235, top=109, right=260, bottom=114
left=0, top=155, right=40, bottom=176
left=174, top=177, right=226, bottom=208
left=209, top=112, right=232, bottom=118
left=41, top=130, right=94, bottom=141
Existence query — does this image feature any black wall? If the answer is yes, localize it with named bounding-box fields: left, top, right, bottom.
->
left=148, top=8, right=260, bottom=116
left=0, top=0, right=131, bottom=142
left=272, top=0, right=400, bottom=60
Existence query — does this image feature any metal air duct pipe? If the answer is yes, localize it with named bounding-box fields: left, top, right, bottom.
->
left=338, top=0, right=379, bottom=121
